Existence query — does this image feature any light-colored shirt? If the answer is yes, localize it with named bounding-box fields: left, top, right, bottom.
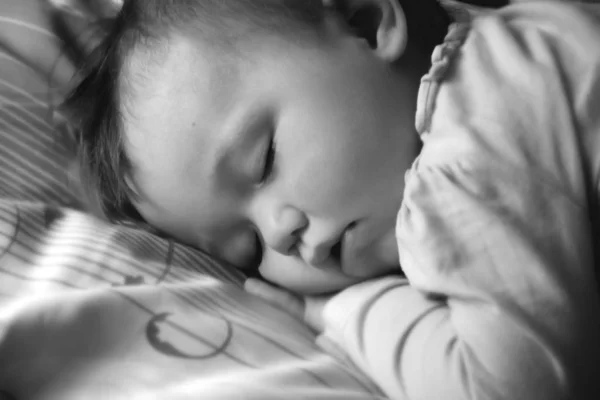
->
left=321, top=2, right=600, bottom=399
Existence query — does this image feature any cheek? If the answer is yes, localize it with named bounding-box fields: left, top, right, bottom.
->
left=277, top=123, right=354, bottom=194
left=275, top=91, right=401, bottom=214
left=219, top=229, right=259, bottom=268
left=278, top=137, right=386, bottom=216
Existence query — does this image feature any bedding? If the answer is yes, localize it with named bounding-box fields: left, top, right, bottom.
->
left=0, top=201, right=382, bottom=399
left=0, top=1, right=384, bottom=398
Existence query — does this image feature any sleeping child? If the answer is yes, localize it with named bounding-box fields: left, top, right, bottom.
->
left=64, top=0, right=600, bottom=398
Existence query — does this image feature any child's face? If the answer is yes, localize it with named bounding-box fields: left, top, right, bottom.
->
left=124, top=23, right=420, bottom=293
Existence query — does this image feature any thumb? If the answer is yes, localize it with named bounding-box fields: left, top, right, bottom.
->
left=303, top=295, right=329, bottom=333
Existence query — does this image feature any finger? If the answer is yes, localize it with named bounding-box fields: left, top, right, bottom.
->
left=303, top=296, right=329, bottom=333
left=244, top=279, right=304, bottom=317
left=244, top=278, right=299, bottom=305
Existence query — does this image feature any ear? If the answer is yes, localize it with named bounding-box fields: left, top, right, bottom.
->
left=326, top=0, right=407, bottom=61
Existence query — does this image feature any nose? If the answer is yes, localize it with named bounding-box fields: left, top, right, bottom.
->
left=260, top=205, right=307, bottom=255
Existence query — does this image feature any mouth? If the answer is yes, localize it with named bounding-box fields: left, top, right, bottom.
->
left=330, top=239, right=343, bottom=262
left=329, top=221, right=358, bottom=266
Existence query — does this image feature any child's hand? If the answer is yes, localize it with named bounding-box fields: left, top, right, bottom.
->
left=244, top=278, right=332, bottom=333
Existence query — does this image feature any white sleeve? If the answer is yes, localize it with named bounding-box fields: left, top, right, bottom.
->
left=321, top=159, right=600, bottom=400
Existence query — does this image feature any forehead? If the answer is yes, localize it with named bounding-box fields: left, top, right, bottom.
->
left=122, top=33, right=239, bottom=177
left=123, top=33, right=240, bottom=125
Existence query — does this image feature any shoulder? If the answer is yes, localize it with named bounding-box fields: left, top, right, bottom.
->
left=462, top=1, right=600, bottom=92
left=418, top=2, right=600, bottom=206
left=470, top=1, right=600, bottom=40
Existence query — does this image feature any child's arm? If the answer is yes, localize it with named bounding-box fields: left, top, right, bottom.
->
left=320, top=159, right=600, bottom=400
left=246, top=157, right=600, bottom=400
left=317, top=4, right=600, bottom=398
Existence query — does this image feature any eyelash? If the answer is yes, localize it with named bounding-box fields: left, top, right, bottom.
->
left=259, top=136, right=276, bottom=184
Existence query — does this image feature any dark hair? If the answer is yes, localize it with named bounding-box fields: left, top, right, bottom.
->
left=63, top=0, right=450, bottom=223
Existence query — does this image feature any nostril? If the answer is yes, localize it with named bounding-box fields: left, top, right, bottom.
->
left=281, top=238, right=299, bottom=256
left=290, top=223, right=307, bottom=238
left=270, top=233, right=298, bottom=256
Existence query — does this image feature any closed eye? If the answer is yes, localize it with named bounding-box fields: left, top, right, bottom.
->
left=259, top=135, right=276, bottom=184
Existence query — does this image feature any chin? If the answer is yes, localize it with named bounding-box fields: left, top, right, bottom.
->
left=284, top=279, right=362, bottom=295
left=257, top=248, right=399, bottom=295
left=259, top=265, right=364, bottom=295
left=279, top=268, right=402, bottom=295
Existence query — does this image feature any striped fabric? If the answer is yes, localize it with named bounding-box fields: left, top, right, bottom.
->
left=0, top=1, right=385, bottom=398
left=0, top=200, right=383, bottom=399
left=0, top=26, right=73, bottom=204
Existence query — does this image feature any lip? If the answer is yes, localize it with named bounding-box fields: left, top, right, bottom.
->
left=339, top=222, right=357, bottom=271
left=339, top=221, right=376, bottom=277
left=300, top=221, right=394, bottom=279
left=322, top=221, right=360, bottom=274
left=302, top=222, right=356, bottom=270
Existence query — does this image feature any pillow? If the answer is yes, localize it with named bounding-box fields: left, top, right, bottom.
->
left=0, top=0, right=79, bottom=205
left=0, top=200, right=385, bottom=399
